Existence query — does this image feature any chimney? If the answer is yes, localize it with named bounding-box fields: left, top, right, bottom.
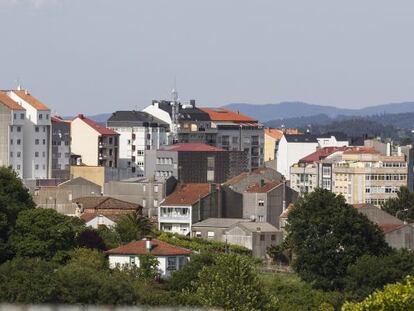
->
left=190, top=99, right=196, bottom=108
left=260, top=179, right=265, bottom=188
left=78, top=114, right=85, bottom=119
left=145, top=237, right=152, bottom=252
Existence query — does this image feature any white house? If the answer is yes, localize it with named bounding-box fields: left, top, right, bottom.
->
left=316, top=134, right=349, bottom=148
left=7, top=89, right=52, bottom=179
left=80, top=213, right=116, bottom=228
left=276, top=134, right=319, bottom=179
left=106, top=238, right=192, bottom=278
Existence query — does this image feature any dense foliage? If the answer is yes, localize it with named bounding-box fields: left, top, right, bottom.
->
left=342, top=276, right=414, bottom=311
left=381, top=186, right=414, bottom=222
left=0, top=167, right=35, bottom=262
left=157, top=231, right=251, bottom=255
left=115, top=211, right=153, bottom=243
left=286, top=189, right=390, bottom=290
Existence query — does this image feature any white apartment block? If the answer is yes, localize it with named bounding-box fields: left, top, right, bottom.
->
left=107, top=111, right=168, bottom=177
left=5, top=89, right=52, bottom=179
left=0, top=91, right=25, bottom=177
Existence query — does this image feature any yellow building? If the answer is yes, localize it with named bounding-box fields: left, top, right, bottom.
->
left=264, top=128, right=300, bottom=162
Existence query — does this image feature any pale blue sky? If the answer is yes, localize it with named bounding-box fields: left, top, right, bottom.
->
left=0, top=0, right=413, bottom=115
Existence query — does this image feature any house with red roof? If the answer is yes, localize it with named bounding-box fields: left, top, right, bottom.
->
left=145, top=142, right=248, bottom=183
left=71, top=114, right=119, bottom=168
left=106, top=238, right=192, bottom=278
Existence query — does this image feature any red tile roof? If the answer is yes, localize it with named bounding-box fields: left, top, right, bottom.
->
left=75, top=114, right=118, bottom=135
left=245, top=180, right=282, bottom=193
left=343, top=147, right=378, bottom=155
left=379, top=224, right=408, bottom=234
left=0, top=91, right=24, bottom=110
left=300, top=147, right=348, bottom=163
left=200, top=107, right=257, bottom=122
left=106, top=239, right=192, bottom=256
left=161, top=183, right=211, bottom=206
left=80, top=212, right=119, bottom=222
left=75, top=196, right=142, bottom=212
left=159, top=143, right=225, bottom=152
left=265, top=128, right=300, bottom=140
left=13, top=90, right=50, bottom=111
left=51, top=115, right=70, bottom=123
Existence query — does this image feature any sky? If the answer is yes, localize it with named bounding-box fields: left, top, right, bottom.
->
left=0, top=0, right=414, bottom=115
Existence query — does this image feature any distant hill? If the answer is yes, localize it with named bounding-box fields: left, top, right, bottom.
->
left=225, top=102, right=414, bottom=122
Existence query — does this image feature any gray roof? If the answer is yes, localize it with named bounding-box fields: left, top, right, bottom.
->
left=285, top=134, right=317, bottom=143
left=354, top=203, right=404, bottom=225
left=236, top=222, right=280, bottom=233
left=58, top=177, right=100, bottom=188
left=107, top=111, right=168, bottom=128
left=192, top=218, right=250, bottom=228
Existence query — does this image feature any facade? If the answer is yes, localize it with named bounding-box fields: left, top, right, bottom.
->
left=104, top=176, right=177, bottom=217
left=224, top=222, right=283, bottom=258
left=264, top=128, right=300, bottom=163
left=6, top=89, right=52, bottom=179
left=276, top=134, right=319, bottom=179
left=145, top=143, right=248, bottom=183
left=51, top=116, right=71, bottom=179
left=143, top=101, right=264, bottom=170
left=81, top=213, right=116, bottom=229
left=355, top=204, right=414, bottom=249
left=0, top=91, right=25, bottom=177
left=71, top=114, right=119, bottom=168
left=106, top=238, right=192, bottom=278
left=107, top=111, right=169, bottom=177
left=33, top=177, right=102, bottom=215
left=158, top=183, right=219, bottom=235
left=74, top=196, right=142, bottom=217
left=191, top=218, right=251, bottom=241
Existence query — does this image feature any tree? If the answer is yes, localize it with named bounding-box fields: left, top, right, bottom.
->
left=76, top=228, right=106, bottom=250
left=0, top=257, right=57, bottom=303
left=382, top=187, right=414, bottom=222
left=344, top=249, right=414, bottom=300
left=342, top=276, right=414, bottom=311
left=195, top=254, right=279, bottom=311
left=9, top=208, right=85, bottom=259
left=135, top=254, right=159, bottom=280
left=169, top=252, right=216, bottom=291
left=286, top=189, right=390, bottom=290
left=67, top=248, right=108, bottom=270
left=0, top=166, right=35, bottom=262
left=96, top=225, right=121, bottom=249
left=115, top=212, right=153, bottom=243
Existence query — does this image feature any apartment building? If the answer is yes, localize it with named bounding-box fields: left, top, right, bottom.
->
left=6, top=89, right=52, bottom=179
left=71, top=114, right=119, bottom=168
left=106, top=110, right=169, bottom=177
left=145, top=143, right=248, bottom=183
left=264, top=128, right=300, bottom=162
left=51, top=116, right=71, bottom=179
left=143, top=100, right=264, bottom=170
left=0, top=91, right=25, bottom=177
left=158, top=183, right=219, bottom=235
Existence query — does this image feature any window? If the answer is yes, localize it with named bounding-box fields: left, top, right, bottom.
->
left=10, top=139, right=13, bottom=145
left=35, top=127, right=39, bottom=132
left=207, top=231, right=215, bottom=238
left=43, top=139, right=46, bottom=145
left=10, top=127, right=13, bottom=132
left=43, top=152, right=46, bottom=158
left=271, top=234, right=276, bottom=241
left=17, top=152, right=21, bottom=158
left=153, top=199, right=158, bottom=207
left=195, top=231, right=202, bottom=238
left=154, top=185, right=159, bottom=193
left=178, top=256, right=186, bottom=269
left=10, top=152, right=13, bottom=158
left=17, top=139, right=21, bottom=145
left=258, top=200, right=265, bottom=207
left=129, top=256, right=136, bottom=265
left=13, top=113, right=16, bottom=119
left=17, top=126, right=21, bottom=132
left=46, top=114, right=49, bottom=120
left=35, top=139, right=39, bottom=145
left=109, top=137, right=113, bottom=144
left=35, top=152, right=39, bottom=157
left=39, top=114, right=43, bottom=120
left=20, top=113, right=24, bottom=120
left=35, top=164, right=39, bottom=170
left=260, top=234, right=265, bottom=241
left=17, top=165, right=20, bottom=170
left=167, top=257, right=177, bottom=271
left=258, top=215, right=264, bottom=222
left=142, top=199, right=146, bottom=207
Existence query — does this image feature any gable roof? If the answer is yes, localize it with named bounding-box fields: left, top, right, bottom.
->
left=75, top=114, right=118, bottom=135
left=343, top=147, right=378, bottom=155
left=354, top=203, right=404, bottom=226
left=58, top=177, right=101, bottom=188
left=265, top=128, right=300, bottom=140
left=106, top=239, right=192, bottom=256
left=159, top=143, right=225, bottom=152
left=300, top=147, right=348, bottom=163
left=13, top=90, right=50, bottom=111
left=284, top=134, right=318, bottom=143
left=233, top=222, right=280, bottom=233
left=245, top=180, right=282, bottom=193
left=107, top=110, right=168, bottom=127
left=161, top=183, right=211, bottom=206
left=80, top=212, right=118, bottom=223
left=0, top=91, right=24, bottom=110
left=199, top=107, right=257, bottom=122
left=379, top=224, right=408, bottom=234
left=192, top=218, right=250, bottom=228
left=75, top=196, right=142, bottom=211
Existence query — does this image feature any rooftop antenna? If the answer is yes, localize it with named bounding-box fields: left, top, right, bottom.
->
left=16, top=78, right=21, bottom=91
left=171, top=78, right=180, bottom=144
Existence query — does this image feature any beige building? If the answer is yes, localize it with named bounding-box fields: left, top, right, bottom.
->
left=334, top=148, right=407, bottom=206
left=71, top=114, right=119, bottom=168
left=264, top=128, right=300, bottom=162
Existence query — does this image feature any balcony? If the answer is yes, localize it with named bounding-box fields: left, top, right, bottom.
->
left=99, top=154, right=107, bottom=160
